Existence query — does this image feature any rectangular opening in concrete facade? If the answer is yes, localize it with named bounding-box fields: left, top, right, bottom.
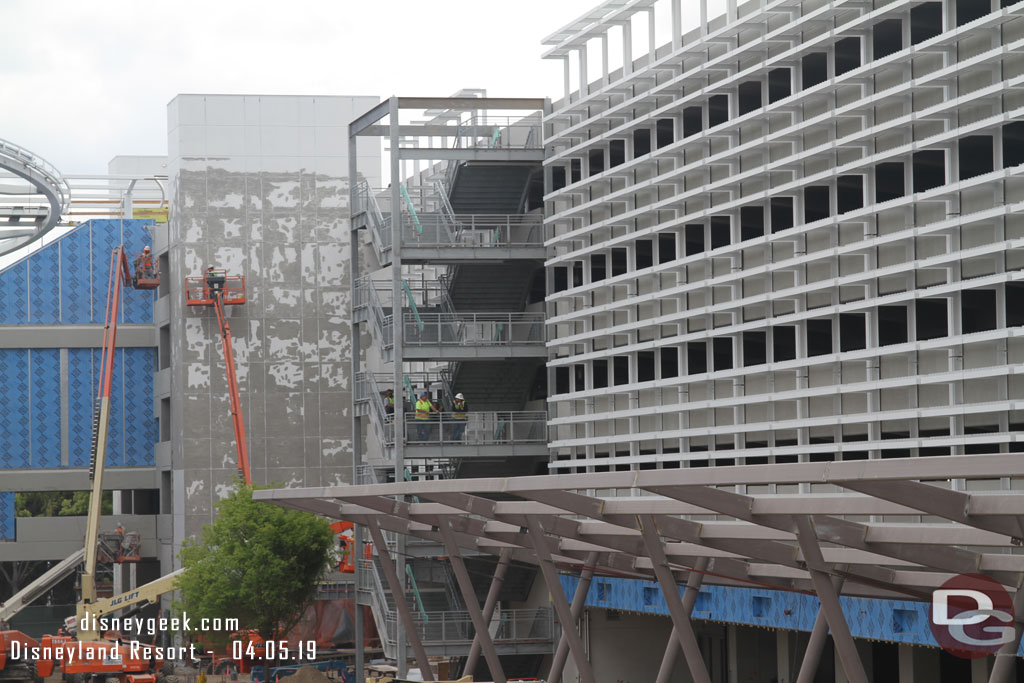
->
left=802, top=53, right=827, bottom=89
left=688, top=342, right=707, bottom=374
left=633, top=128, right=651, bottom=158
left=572, top=261, right=584, bottom=287
left=1007, top=283, right=1024, bottom=326
left=159, top=325, right=170, bottom=370
left=636, top=239, right=654, bottom=269
left=158, top=253, right=170, bottom=297
left=711, top=216, right=731, bottom=249
left=1005, top=122, right=1024, bottom=167
left=709, top=95, right=729, bottom=128
left=770, top=197, right=794, bottom=232
left=807, top=319, right=833, bottom=356
left=839, top=313, right=867, bottom=351
left=911, top=2, right=943, bottom=44
left=773, top=326, right=796, bottom=361
left=913, top=150, right=945, bottom=192
left=552, top=166, right=566, bottom=191
left=740, top=205, right=764, bottom=241
left=713, top=337, right=733, bottom=371
left=594, top=359, right=608, bottom=389
left=160, top=397, right=170, bottom=442
left=873, top=19, right=903, bottom=60
left=570, top=158, right=582, bottom=183
left=878, top=305, right=908, bottom=345
left=962, top=289, right=997, bottom=333
left=555, top=367, right=569, bottom=394
left=658, top=233, right=676, bottom=264
left=553, top=267, right=568, bottom=292
left=957, top=0, right=988, bottom=26
left=742, top=331, right=767, bottom=366
left=613, top=356, right=629, bottom=385
left=591, top=253, right=607, bottom=281
left=959, top=136, right=994, bottom=179
left=835, top=37, right=861, bottom=76
left=574, top=364, right=585, bottom=392
left=804, top=185, right=830, bottom=223
left=682, top=107, right=702, bottom=138
left=836, top=175, right=864, bottom=214
left=768, top=68, right=791, bottom=103
left=589, top=148, right=605, bottom=175
left=685, top=224, right=705, bottom=254
left=609, top=139, right=626, bottom=168
left=656, top=118, right=674, bottom=148
left=876, top=162, right=905, bottom=202
left=638, top=351, right=655, bottom=382
left=661, top=346, right=679, bottom=378
left=611, top=247, right=628, bottom=276
left=916, top=299, right=949, bottom=340
left=738, top=81, right=762, bottom=115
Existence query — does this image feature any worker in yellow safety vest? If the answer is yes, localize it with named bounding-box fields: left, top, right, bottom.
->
left=450, top=393, right=468, bottom=442
left=415, top=391, right=438, bottom=441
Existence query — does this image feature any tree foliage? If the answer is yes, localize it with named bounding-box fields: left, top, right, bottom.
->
left=176, top=484, right=335, bottom=644
left=15, top=491, right=113, bottom=517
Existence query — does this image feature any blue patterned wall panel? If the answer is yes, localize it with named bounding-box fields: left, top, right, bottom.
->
left=0, top=350, right=31, bottom=468
left=0, top=261, right=29, bottom=324
left=28, top=251, right=60, bottom=323
left=0, top=492, right=14, bottom=540
left=60, top=227, right=93, bottom=324
left=66, top=348, right=95, bottom=468
left=90, top=220, right=122, bottom=324
left=30, top=349, right=62, bottom=467
left=560, top=576, right=1024, bottom=655
left=122, top=222, right=155, bottom=324
left=122, top=348, right=156, bottom=466
left=105, top=349, right=125, bottom=466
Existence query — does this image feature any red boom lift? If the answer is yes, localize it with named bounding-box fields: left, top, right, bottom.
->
left=184, top=269, right=251, bottom=484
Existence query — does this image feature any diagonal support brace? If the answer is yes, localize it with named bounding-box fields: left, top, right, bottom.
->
left=655, top=557, right=710, bottom=683
left=366, top=521, right=435, bottom=681
left=463, top=547, right=512, bottom=678
left=795, top=517, right=868, bottom=683
left=637, top=515, right=712, bottom=683
left=526, top=517, right=596, bottom=683
left=548, top=552, right=599, bottom=683
left=437, top=521, right=507, bottom=683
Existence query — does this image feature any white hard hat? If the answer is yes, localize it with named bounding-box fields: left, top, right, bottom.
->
left=455, top=393, right=464, bottom=400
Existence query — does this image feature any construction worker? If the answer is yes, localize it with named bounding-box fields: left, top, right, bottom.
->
left=414, top=391, right=438, bottom=441
left=450, top=393, right=468, bottom=442
left=206, top=265, right=225, bottom=296
left=134, top=246, right=154, bottom=279
left=383, top=389, right=395, bottom=417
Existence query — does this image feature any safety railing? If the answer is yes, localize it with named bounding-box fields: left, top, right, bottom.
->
left=353, top=277, right=394, bottom=355
left=449, top=115, right=543, bottom=151
left=399, top=213, right=543, bottom=249
left=403, top=312, right=546, bottom=347
left=405, top=411, right=548, bottom=446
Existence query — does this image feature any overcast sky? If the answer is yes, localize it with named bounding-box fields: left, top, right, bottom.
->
left=0, top=0, right=603, bottom=174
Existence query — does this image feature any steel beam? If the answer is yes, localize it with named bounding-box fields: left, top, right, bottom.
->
left=526, top=517, right=595, bottom=683
left=794, top=517, right=868, bottom=683
left=548, top=552, right=599, bottom=683
left=655, top=557, right=710, bottom=683
left=795, top=577, right=845, bottom=683
left=988, top=583, right=1024, bottom=683
left=637, top=516, right=712, bottom=683
left=438, top=521, right=506, bottom=683
left=464, top=548, right=512, bottom=677
left=366, top=521, right=435, bottom=681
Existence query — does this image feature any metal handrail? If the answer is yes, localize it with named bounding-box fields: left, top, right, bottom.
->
left=400, top=213, right=543, bottom=248
left=404, top=411, right=548, bottom=446
left=403, top=312, right=546, bottom=346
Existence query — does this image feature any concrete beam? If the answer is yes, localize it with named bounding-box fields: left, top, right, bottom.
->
left=0, top=324, right=155, bottom=348
left=0, top=467, right=162, bottom=492
left=9, top=514, right=163, bottom=561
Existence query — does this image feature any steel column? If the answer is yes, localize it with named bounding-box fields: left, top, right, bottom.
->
left=795, top=517, right=868, bottom=683
left=464, top=547, right=512, bottom=677
left=437, top=521, right=506, bottom=683
left=526, top=517, right=595, bottom=683
left=366, top=521, right=435, bottom=681
left=655, top=557, right=710, bottom=683
left=548, top=551, right=599, bottom=683
left=637, top=516, right=712, bottom=683
left=795, top=577, right=845, bottom=683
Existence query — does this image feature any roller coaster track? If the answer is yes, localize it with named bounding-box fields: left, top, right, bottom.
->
left=0, top=136, right=70, bottom=255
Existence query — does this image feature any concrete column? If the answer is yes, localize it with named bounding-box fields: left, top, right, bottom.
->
left=898, top=644, right=913, bottom=683
left=972, top=656, right=988, bottom=683
left=777, top=630, right=791, bottom=683
left=727, top=624, right=739, bottom=683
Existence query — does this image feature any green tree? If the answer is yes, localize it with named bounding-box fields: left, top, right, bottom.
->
left=176, top=484, right=335, bottom=648
left=15, top=491, right=112, bottom=517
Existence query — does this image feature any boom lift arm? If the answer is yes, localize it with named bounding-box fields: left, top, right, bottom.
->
left=211, top=289, right=251, bottom=485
